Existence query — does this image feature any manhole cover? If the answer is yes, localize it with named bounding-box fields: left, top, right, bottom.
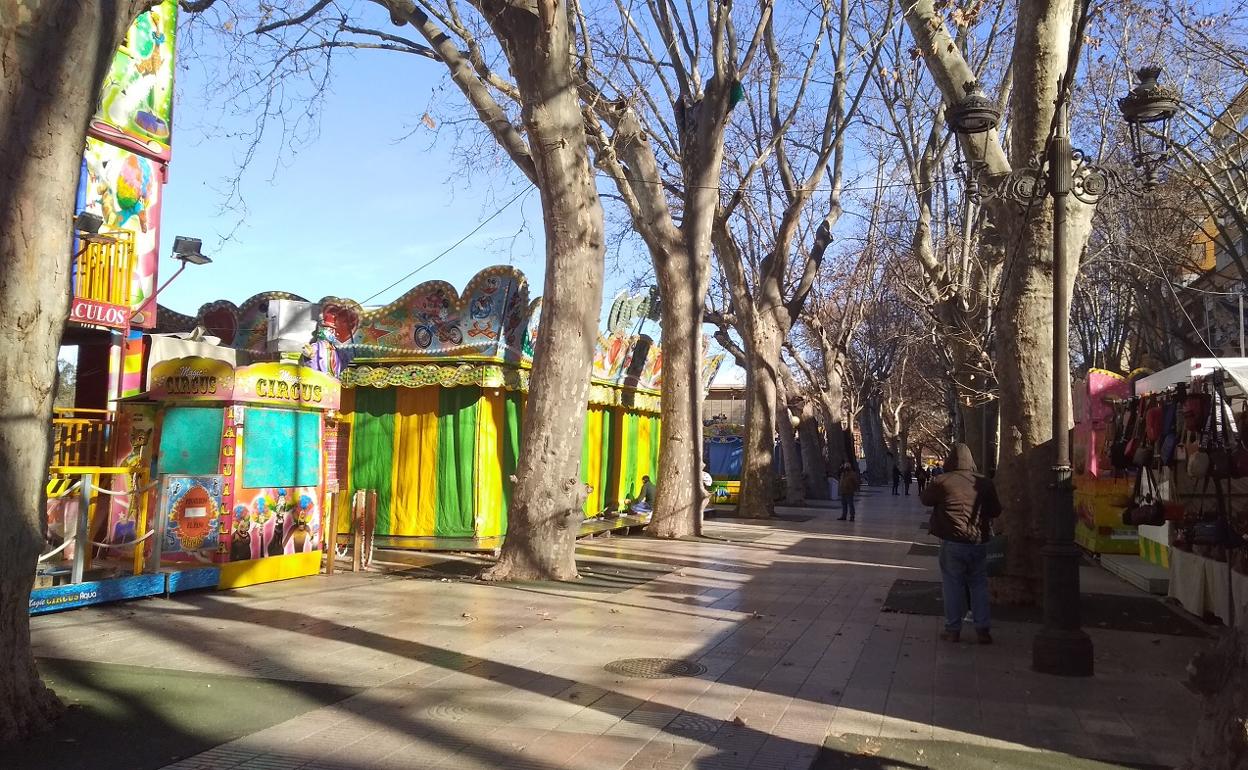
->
left=604, top=657, right=707, bottom=679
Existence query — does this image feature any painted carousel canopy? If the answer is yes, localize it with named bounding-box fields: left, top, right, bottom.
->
left=156, top=266, right=724, bottom=410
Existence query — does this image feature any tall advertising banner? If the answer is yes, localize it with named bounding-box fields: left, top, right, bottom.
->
left=75, top=0, right=178, bottom=329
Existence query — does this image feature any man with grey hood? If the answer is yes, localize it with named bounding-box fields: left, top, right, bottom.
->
left=919, top=443, right=1002, bottom=644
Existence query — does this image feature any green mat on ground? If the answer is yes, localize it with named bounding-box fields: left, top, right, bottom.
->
left=3, top=659, right=360, bottom=770
left=881, top=579, right=1210, bottom=637
left=816, top=734, right=1169, bottom=770
left=907, top=543, right=939, bottom=557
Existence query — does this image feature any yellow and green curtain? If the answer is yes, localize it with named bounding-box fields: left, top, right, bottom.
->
left=613, top=413, right=661, bottom=507
left=580, top=407, right=607, bottom=515
left=346, top=386, right=523, bottom=538
left=581, top=409, right=661, bottom=516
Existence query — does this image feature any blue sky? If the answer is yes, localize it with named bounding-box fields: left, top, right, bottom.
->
left=157, top=26, right=648, bottom=317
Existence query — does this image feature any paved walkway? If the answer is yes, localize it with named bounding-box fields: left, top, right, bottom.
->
left=23, top=488, right=1208, bottom=769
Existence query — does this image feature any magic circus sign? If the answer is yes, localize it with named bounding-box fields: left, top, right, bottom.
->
left=148, top=357, right=340, bottom=411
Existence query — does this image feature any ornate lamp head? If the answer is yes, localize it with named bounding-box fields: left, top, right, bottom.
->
left=1118, top=66, right=1181, bottom=189
left=948, top=82, right=1001, bottom=135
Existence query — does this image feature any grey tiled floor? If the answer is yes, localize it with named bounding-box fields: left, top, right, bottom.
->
left=30, top=488, right=1208, bottom=769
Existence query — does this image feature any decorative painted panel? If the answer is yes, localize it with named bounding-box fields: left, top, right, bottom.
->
left=225, top=486, right=321, bottom=561
left=158, top=475, right=224, bottom=562
left=91, top=0, right=178, bottom=160
left=80, top=138, right=164, bottom=326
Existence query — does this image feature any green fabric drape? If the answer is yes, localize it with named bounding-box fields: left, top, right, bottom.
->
left=620, top=412, right=640, bottom=505
left=501, top=393, right=523, bottom=534
left=436, top=386, right=480, bottom=537
left=650, top=416, right=661, bottom=475
left=350, top=387, right=396, bottom=535
left=580, top=410, right=593, bottom=514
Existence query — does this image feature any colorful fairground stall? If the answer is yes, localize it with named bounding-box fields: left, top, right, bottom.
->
left=35, top=354, right=341, bottom=613
left=1072, top=369, right=1137, bottom=556
left=141, top=357, right=340, bottom=585
left=150, top=267, right=719, bottom=551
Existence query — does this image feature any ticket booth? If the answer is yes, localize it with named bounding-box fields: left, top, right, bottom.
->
left=144, top=356, right=340, bottom=589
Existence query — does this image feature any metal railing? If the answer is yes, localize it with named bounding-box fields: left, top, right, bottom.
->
left=51, top=408, right=116, bottom=470
left=73, top=229, right=136, bottom=307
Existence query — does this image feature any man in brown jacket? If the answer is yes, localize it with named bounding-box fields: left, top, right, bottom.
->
left=919, top=443, right=1002, bottom=644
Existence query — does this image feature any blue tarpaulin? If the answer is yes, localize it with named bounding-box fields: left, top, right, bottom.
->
left=705, top=437, right=743, bottom=478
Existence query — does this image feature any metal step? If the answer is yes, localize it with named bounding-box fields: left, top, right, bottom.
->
left=1101, top=554, right=1169, bottom=595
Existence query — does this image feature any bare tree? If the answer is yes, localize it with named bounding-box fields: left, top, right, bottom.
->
left=577, top=0, right=771, bottom=536
left=705, top=0, right=887, bottom=516
left=902, top=0, right=1103, bottom=598
left=864, top=0, right=1012, bottom=473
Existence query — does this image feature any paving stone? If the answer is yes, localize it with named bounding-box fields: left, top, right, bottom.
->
left=25, top=491, right=1207, bottom=770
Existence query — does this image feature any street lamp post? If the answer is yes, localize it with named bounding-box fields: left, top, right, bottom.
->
left=948, top=68, right=1179, bottom=677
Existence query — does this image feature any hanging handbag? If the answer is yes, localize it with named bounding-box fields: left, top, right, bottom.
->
left=1129, top=398, right=1151, bottom=468
left=1189, top=384, right=1216, bottom=479
left=1145, top=399, right=1165, bottom=443
left=1184, top=386, right=1212, bottom=428
left=1209, top=378, right=1236, bottom=480
left=1122, top=466, right=1164, bottom=526
left=1111, top=401, right=1136, bottom=472
left=1162, top=501, right=1187, bottom=522
left=1160, top=397, right=1179, bottom=466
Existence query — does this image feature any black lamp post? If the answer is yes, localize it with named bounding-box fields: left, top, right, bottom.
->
left=948, top=69, right=1179, bottom=677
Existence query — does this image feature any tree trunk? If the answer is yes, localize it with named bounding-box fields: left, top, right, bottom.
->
left=1182, top=628, right=1248, bottom=770
left=859, top=397, right=888, bottom=484
left=0, top=1, right=153, bottom=741
left=478, top=0, right=605, bottom=581
left=647, top=256, right=705, bottom=538
left=816, top=374, right=849, bottom=473
left=776, top=378, right=804, bottom=505
left=990, top=201, right=1092, bottom=601
left=958, top=401, right=987, bottom=472
left=797, top=402, right=829, bottom=499
left=737, top=323, right=781, bottom=518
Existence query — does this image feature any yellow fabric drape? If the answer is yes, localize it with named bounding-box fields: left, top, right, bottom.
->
left=583, top=409, right=604, bottom=515
left=636, top=416, right=653, bottom=481
left=392, top=387, right=440, bottom=536
left=475, top=391, right=506, bottom=537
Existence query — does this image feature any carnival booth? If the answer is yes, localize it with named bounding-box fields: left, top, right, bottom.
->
left=337, top=272, right=667, bottom=547
left=153, top=268, right=701, bottom=551
left=1111, top=358, right=1248, bottom=626
left=32, top=355, right=340, bottom=614
left=1072, top=370, right=1137, bottom=555
left=140, top=356, right=340, bottom=588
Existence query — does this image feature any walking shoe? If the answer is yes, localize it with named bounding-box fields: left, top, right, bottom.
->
left=849, top=516, right=855, bottom=521
left=939, top=630, right=960, bottom=642
left=976, top=630, right=993, bottom=645
left=837, top=516, right=847, bottom=521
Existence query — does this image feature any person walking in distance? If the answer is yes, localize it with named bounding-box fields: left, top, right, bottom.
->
left=837, top=462, right=860, bottom=521
left=902, top=461, right=913, bottom=496
left=916, top=465, right=929, bottom=494
left=890, top=454, right=901, bottom=496
left=920, top=443, right=1001, bottom=644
